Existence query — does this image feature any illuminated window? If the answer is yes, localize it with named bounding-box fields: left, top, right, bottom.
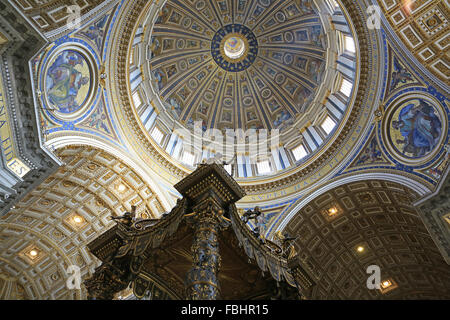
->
left=344, top=35, right=356, bottom=53
left=292, top=144, right=307, bottom=161
left=340, top=79, right=353, bottom=97
left=257, top=160, right=271, bottom=174
left=181, top=151, right=195, bottom=166
left=321, top=116, right=336, bottom=135
left=151, top=127, right=164, bottom=145
left=132, top=91, right=142, bottom=108
left=129, top=48, right=135, bottom=65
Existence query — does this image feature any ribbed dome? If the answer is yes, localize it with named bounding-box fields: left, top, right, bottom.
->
left=149, top=0, right=329, bottom=133
left=130, top=0, right=358, bottom=177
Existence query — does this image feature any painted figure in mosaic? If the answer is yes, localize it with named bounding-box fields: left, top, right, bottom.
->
left=167, top=97, right=182, bottom=118
left=310, top=26, right=324, bottom=48
left=88, top=104, right=110, bottom=134
left=392, top=99, right=442, bottom=157
left=46, top=51, right=90, bottom=113
left=149, top=36, right=161, bottom=59
left=166, top=65, right=177, bottom=78
left=153, top=68, right=165, bottom=91
left=273, top=110, right=292, bottom=128
left=355, top=137, right=383, bottom=165
left=81, top=15, right=108, bottom=50
left=297, top=0, right=315, bottom=14
left=391, top=58, right=414, bottom=90
left=247, top=111, right=257, bottom=121
left=295, top=86, right=312, bottom=112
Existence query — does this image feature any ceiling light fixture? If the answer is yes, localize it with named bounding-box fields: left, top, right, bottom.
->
left=117, top=184, right=126, bottom=193
left=73, top=216, right=83, bottom=224
left=381, top=280, right=392, bottom=289
left=328, top=207, right=338, bottom=216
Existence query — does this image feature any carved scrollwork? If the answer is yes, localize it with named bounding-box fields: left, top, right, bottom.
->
left=84, top=259, right=132, bottom=300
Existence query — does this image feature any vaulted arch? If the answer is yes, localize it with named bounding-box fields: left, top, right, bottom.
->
left=283, top=180, right=450, bottom=299
left=0, top=146, right=168, bottom=299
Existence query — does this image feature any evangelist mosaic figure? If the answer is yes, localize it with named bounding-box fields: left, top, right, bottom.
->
left=46, top=50, right=90, bottom=114
left=391, top=99, right=442, bottom=158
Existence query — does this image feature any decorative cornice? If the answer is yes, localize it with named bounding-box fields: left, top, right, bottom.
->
left=174, top=163, right=246, bottom=204
left=0, top=1, right=60, bottom=214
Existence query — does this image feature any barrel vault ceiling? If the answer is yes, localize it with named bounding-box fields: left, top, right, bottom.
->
left=0, top=146, right=164, bottom=299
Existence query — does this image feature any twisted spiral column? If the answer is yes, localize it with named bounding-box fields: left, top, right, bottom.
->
left=185, top=200, right=228, bottom=300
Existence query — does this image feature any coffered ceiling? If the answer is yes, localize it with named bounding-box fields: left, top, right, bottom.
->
left=285, top=180, right=450, bottom=299
left=0, top=146, right=164, bottom=299
left=380, top=0, right=449, bottom=84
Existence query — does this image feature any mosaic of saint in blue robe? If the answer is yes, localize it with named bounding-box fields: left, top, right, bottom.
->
left=391, top=99, right=442, bottom=158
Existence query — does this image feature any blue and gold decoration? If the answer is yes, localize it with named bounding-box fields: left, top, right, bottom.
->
left=211, top=24, right=258, bottom=72
left=40, top=42, right=99, bottom=123
left=382, top=93, right=447, bottom=166
left=34, top=7, right=124, bottom=149
left=45, top=50, right=92, bottom=115
left=389, top=99, right=442, bottom=159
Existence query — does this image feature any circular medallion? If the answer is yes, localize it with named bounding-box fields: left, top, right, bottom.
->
left=382, top=94, right=446, bottom=166
left=42, top=46, right=97, bottom=121
left=211, top=24, right=258, bottom=72
left=223, top=35, right=246, bottom=60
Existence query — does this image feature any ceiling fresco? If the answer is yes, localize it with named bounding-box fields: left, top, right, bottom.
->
left=45, top=50, right=93, bottom=116
left=386, top=97, right=444, bottom=162
left=26, top=0, right=448, bottom=204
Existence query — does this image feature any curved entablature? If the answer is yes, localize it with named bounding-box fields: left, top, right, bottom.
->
left=274, top=171, right=433, bottom=235
left=127, top=0, right=360, bottom=179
